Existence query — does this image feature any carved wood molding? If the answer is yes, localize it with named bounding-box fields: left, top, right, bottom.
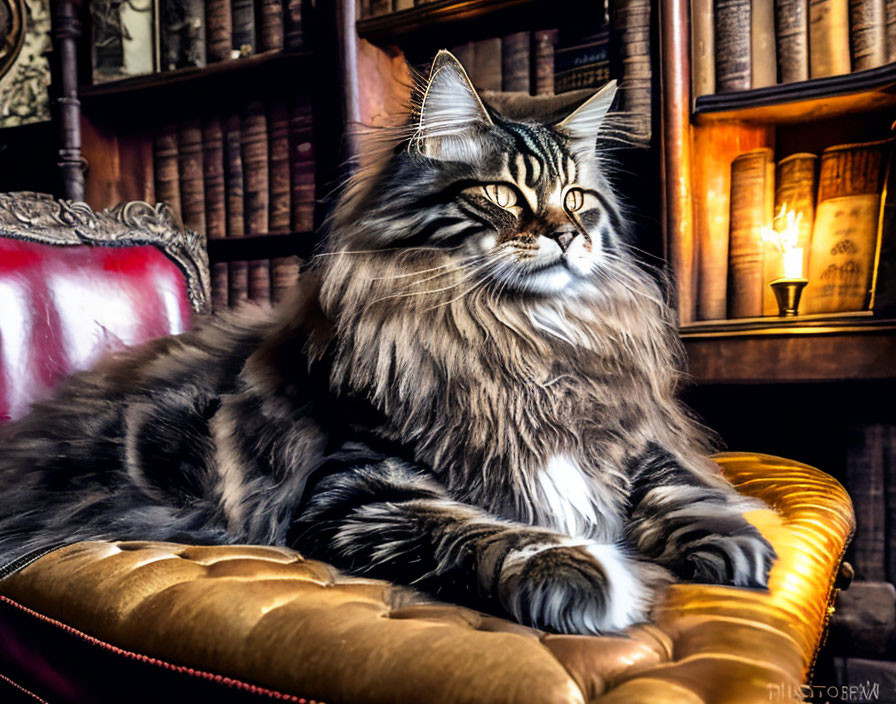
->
left=0, top=191, right=211, bottom=314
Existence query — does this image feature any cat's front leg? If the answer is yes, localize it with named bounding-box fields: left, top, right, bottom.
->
left=625, top=445, right=777, bottom=588
left=290, top=454, right=664, bottom=634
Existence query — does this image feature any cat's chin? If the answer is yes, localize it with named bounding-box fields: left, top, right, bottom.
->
left=495, top=262, right=591, bottom=296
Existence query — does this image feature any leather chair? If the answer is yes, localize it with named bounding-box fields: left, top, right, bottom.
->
left=0, top=192, right=854, bottom=703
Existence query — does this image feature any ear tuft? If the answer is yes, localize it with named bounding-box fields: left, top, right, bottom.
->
left=415, top=50, right=493, bottom=161
left=555, top=80, right=617, bottom=149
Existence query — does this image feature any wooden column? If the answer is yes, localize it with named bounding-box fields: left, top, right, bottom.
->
left=659, top=0, right=696, bottom=324
left=336, top=0, right=361, bottom=159
left=52, top=0, right=85, bottom=201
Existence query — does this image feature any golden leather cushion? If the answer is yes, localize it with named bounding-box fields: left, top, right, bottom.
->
left=0, top=453, right=854, bottom=704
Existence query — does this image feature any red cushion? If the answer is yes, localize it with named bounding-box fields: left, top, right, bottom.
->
left=0, top=238, right=193, bottom=423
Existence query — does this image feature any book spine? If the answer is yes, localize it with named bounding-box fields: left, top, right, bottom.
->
left=691, top=0, right=715, bottom=96
left=202, top=116, right=227, bottom=240
left=160, top=0, right=207, bottom=70
left=450, top=42, right=476, bottom=75
left=231, top=0, right=256, bottom=57
left=121, top=0, right=154, bottom=76
left=808, top=0, right=851, bottom=77
left=153, top=124, right=181, bottom=217
left=206, top=0, right=233, bottom=62
left=774, top=0, right=810, bottom=82
left=884, top=425, right=896, bottom=585
left=393, top=0, right=415, bottom=9
left=177, top=119, right=206, bottom=234
left=224, top=112, right=247, bottom=306
left=284, top=0, right=305, bottom=51
left=271, top=256, right=301, bottom=303
left=248, top=259, right=272, bottom=304
left=533, top=30, right=558, bottom=95
left=471, top=38, right=503, bottom=92
left=501, top=32, right=531, bottom=93
left=752, top=0, right=778, bottom=87
left=804, top=139, right=889, bottom=313
left=268, top=99, right=292, bottom=234
left=727, top=148, right=774, bottom=318
left=229, top=261, right=249, bottom=306
left=849, top=0, right=888, bottom=70
left=212, top=262, right=229, bottom=311
left=242, top=100, right=270, bottom=236
left=614, top=0, right=652, bottom=141
left=888, top=0, right=896, bottom=62
left=259, top=0, right=284, bottom=52
left=846, top=424, right=888, bottom=581
left=289, top=101, right=315, bottom=232
left=714, top=0, right=751, bottom=91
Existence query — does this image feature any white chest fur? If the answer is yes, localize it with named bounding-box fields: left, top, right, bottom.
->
left=534, top=453, right=621, bottom=541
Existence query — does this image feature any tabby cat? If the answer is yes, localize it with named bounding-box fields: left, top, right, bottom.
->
left=0, top=52, right=775, bottom=634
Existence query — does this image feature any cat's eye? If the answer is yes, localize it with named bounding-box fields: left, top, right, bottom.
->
left=482, top=183, right=517, bottom=209
left=564, top=188, right=586, bottom=213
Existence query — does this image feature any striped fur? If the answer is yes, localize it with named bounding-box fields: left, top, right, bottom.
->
left=0, top=52, right=775, bottom=635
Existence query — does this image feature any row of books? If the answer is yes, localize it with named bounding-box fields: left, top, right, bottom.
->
left=447, top=29, right=611, bottom=97
left=212, top=256, right=302, bottom=309
left=91, top=0, right=307, bottom=84
left=151, top=97, right=315, bottom=309
left=713, top=138, right=890, bottom=320
left=693, top=0, right=896, bottom=96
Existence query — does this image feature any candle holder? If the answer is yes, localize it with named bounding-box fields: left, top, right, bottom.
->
left=770, top=278, right=808, bottom=317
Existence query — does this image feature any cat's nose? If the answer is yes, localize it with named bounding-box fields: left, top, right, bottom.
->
left=549, top=231, right=575, bottom=252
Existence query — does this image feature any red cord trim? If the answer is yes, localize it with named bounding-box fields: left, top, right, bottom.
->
left=0, top=671, right=50, bottom=703
left=0, top=595, right=324, bottom=704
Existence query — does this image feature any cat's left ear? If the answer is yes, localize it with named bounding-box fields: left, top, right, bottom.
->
left=415, top=50, right=494, bottom=162
left=555, top=80, right=617, bottom=155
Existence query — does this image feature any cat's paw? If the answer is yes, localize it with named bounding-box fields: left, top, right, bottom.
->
left=677, top=517, right=777, bottom=588
left=496, top=541, right=670, bottom=634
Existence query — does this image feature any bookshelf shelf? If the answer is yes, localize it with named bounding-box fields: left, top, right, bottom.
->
left=79, top=50, right=313, bottom=106
left=693, top=61, right=896, bottom=125
left=356, top=0, right=599, bottom=45
left=205, top=232, right=316, bottom=263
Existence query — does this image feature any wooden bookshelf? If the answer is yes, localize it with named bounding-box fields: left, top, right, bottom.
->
left=660, top=0, right=896, bottom=382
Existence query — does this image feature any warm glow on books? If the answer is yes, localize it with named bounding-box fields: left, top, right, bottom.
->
left=763, top=205, right=804, bottom=279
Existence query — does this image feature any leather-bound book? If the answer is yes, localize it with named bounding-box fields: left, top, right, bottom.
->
left=727, top=148, right=774, bottom=318
left=202, top=116, right=227, bottom=241
left=533, top=29, right=559, bottom=95
left=206, top=0, right=233, bottom=63
left=888, top=0, right=896, bottom=62
left=804, top=139, right=889, bottom=313
left=248, top=259, right=272, bottom=304
left=259, top=0, right=284, bottom=52
left=691, top=0, right=715, bottom=96
left=393, top=0, right=414, bottom=9
left=231, top=0, right=256, bottom=57
left=224, top=112, right=247, bottom=305
left=212, top=262, right=229, bottom=311
left=763, top=152, right=817, bottom=314
left=153, top=124, right=181, bottom=217
left=714, top=0, right=751, bottom=90
left=849, top=0, right=887, bottom=69
left=242, top=101, right=270, bottom=236
left=808, top=0, right=850, bottom=77
left=846, top=425, right=888, bottom=581
left=501, top=32, right=531, bottom=93
left=752, top=0, right=777, bottom=87
left=178, top=119, right=206, bottom=234
left=289, top=102, right=315, bottom=232
left=613, top=0, right=652, bottom=142
left=284, top=0, right=305, bottom=50
left=774, top=0, right=810, bottom=82
left=450, top=42, right=475, bottom=75
left=471, top=38, right=502, bottom=92
left=554, top=30, right=611, bottom=93
left=160, top=0, right=206, bottom=70
left=271, top=256, right=301, bottom=303
left=268, top=100, right=291, bottom=234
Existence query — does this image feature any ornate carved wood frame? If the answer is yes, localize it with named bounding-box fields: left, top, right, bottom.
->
left=0, top=191, right=211, bottom=314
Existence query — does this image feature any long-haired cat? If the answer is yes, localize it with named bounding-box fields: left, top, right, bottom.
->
left=0, top=52, right=775, bottom=634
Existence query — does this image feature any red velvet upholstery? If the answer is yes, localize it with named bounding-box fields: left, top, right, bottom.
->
left=0, top=238, right=193, bottom=423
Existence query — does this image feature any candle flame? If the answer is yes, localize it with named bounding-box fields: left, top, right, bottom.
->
left=762, top=205, right=804, bottom=279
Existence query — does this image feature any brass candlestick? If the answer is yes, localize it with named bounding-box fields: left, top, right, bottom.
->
left=770, top=278, right=808, bottom=317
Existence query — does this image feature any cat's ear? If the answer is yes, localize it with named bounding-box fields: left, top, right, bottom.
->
left=415, top=50, right=493, bottom=161
left=555, top=80, right=617, bottom=154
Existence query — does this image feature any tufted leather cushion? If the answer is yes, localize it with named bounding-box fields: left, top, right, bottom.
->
left=0, top=237, right=193, bottom=423
left=0, top=453, right=853, bottom=704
